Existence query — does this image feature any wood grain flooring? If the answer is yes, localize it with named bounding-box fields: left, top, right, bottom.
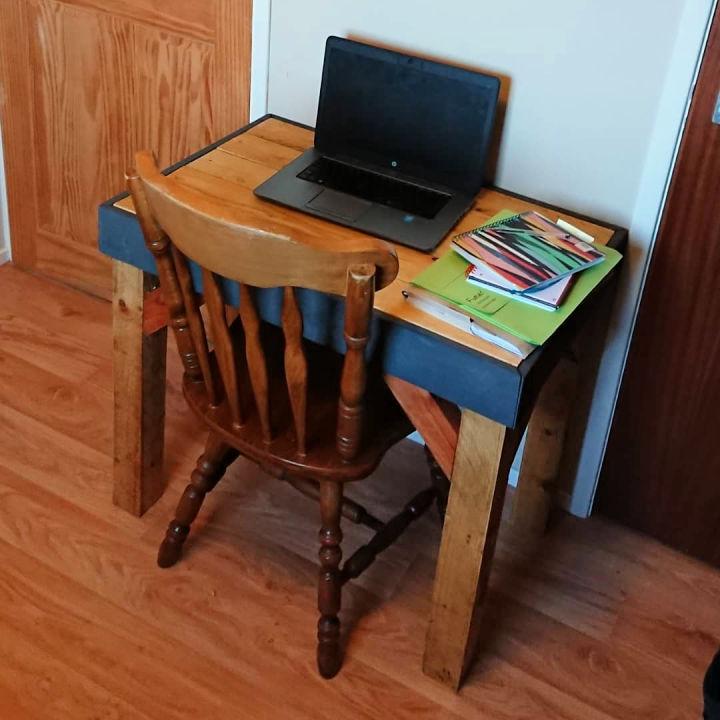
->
left=0, top=263, right=716, bottom=719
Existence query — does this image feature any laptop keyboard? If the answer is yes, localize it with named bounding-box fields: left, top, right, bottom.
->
left=297, top=157, right=450, bottom=219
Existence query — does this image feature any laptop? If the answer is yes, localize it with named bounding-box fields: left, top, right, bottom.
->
left=254, top=36, right=500, bottom=252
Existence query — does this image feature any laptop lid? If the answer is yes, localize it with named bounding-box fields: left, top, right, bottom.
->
left=315, top=37, right=500, bottom=195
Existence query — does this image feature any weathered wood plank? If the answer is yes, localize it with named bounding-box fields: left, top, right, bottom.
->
left=111, top=261, right=167, bottom=515
left=423, top=410, right=518, bottom=689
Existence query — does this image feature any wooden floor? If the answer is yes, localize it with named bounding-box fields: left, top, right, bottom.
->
left=0, top=264, right=717, bottom=720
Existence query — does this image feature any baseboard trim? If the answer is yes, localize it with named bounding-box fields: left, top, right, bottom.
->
left=0, top=247, right=10, bottom=265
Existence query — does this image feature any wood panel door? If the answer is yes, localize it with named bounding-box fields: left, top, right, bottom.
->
left=597, top=7, right=720, bottom=566
left=0, top=0, right=251, bottom=297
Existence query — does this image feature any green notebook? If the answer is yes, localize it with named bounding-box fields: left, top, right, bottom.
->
left=411, top=211, right=622, bottom=346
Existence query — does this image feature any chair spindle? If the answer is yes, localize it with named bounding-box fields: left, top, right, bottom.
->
left=202, top=269, right=243, bottom=427
left=171, top=246, right=218, bottom=406
left=282, top=287, right=308, bottom=455
left=127, top=172, right=203, bottom=384
left=239, top=284, right=272, bottom=443
left=337, top=265, right=375, bottom=461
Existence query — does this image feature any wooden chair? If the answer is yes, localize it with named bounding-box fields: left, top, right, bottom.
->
left=126, top=151, right=438, bottom=679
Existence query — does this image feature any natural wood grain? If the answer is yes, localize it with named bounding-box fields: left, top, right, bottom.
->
left=282, top=287, right=308, bottom=455
left=317, top=480, right=344, bottom=678
left=0, top=267, right=111, bottom=385
left=0, top=0, right=251, bottom=296
left=202, top=269, right=243, bottom=427
left=141, top=287, right=170, bottom=335
left=60, top=0, right=216, bottom=41
left=111, top=261, right=167, bottom=516
left=337, top=265, right=375, bottom=461
left=171, top=247, right=218, bottom=405
left=0, top=264, right=713, bottom=719
left=185, top=146, right=276, bottom=190
left=250, top=117, right=316, bottom=150
left=423, top=410, right=519, bottom=689
left=34, top=231, right=114, bottom=300
left=0, top=349, right=112, bottom=460
left=385, top=375, right=461, bottom=478
left=238, top=284, right=272, bottom=442
left=157, top=433, right=239, bottom=568
left=213, top=0, right=252, bottom=138
left=131, top=23, right=215, bottom=162
left=0, top=604, right=155, bottom=720
left=598, top=5, right=720, bottom=567
left=127, top=172, right=204, bottom=385
left=115, top=119, right=615, bottom=368
left=27, top=1, right=133, bottom=295
left=220, top=132, right=303, bottom=167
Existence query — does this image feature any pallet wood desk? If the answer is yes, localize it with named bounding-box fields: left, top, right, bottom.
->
left=98, top=115, right=626, bottom=690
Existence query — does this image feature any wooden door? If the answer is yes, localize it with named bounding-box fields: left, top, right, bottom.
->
left=597, top=7, right=720, bottom=566
left=0, top=0, right=251, bottom=297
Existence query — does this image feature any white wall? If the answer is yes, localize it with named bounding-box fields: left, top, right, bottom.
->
left=0, top=118, right=10, bottom=265
left=268, top=1, right=683, bottom=226
left=259, top=0, right=715, bottom=514
left=250, top=0, right=272, bottom=121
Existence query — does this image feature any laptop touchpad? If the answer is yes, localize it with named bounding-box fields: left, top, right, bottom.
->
left=306, top=189, right=372, bottom=222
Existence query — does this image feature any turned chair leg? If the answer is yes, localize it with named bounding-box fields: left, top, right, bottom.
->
left=317, top=480, right=343, bottom=679
left=158, top=434, right=239, bottom=568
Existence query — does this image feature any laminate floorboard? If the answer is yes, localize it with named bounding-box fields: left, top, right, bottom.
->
left=0, top=265, right=715, bottom=719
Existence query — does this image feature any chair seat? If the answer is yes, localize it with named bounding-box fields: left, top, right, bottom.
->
left=183, top=320, right=413, bottom=482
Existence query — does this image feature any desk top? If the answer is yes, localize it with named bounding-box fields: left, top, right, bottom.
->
left=112, top=116, right=617, bottom=370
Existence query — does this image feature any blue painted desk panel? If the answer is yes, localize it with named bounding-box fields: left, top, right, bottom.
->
left=99, top=200, right=524, bottom=426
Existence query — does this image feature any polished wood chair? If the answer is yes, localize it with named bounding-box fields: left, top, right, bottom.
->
left=126, top=151, right=437, bottom=678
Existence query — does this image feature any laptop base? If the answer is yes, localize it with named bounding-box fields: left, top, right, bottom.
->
left=255, top=148, right=474, bottom=253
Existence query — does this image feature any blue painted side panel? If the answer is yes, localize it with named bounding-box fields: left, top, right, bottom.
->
left=98, top=205, right=157, bottom=275
left=380, top=322, right=521, bottom=426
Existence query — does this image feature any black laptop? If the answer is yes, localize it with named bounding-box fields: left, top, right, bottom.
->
left=254, top=36, right=500, bottom=252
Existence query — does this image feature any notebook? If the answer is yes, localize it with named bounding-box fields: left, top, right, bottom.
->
left=466, top=264, right=575, bottom=311
left=452, top=210, right=605, bottom=293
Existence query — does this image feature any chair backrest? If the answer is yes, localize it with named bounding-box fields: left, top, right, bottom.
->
left=127, top=151, right=399, bottom=460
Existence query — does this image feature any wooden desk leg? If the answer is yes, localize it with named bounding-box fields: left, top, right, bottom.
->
left=509, top=357, right=579, bottom=538
left=112, top=260, right=167, bottom=516
left=423, top=409, right=517, bottom=690
left=510, top=278, right=618, bottom=538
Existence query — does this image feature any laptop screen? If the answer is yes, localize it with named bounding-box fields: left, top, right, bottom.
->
left=315, top=37, right=500, bottom=195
